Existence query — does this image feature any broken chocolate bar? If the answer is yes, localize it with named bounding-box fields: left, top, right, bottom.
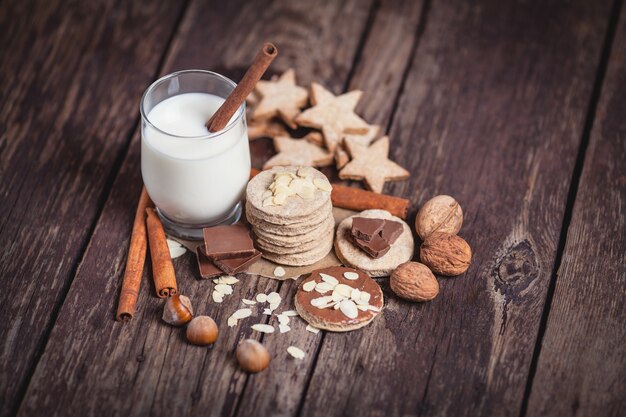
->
left=380, top=220, right=403, bottom=245
left=353, top=234, right=391, bottom=259
left=213, top=250, right=262, bottom=275
left=196, top=246, right=223, bottom=279
left=351, top=217, right=385, bottom=242
left=203, top=224, right=256, bottom=260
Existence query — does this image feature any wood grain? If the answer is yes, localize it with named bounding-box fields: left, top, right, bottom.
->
left=0, top=1, right=185, bottom=416
left=17, top=1, right=375, bottom=416
left=526, top=5, right=626, bottom=416
left=298, top=0, right=615, bottom=416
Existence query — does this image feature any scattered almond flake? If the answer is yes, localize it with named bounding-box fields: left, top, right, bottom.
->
left=273, top=193, right=288, bottom=205
left=166, top=239, right=187, bottom=259
left=357, top=304, right=381, bottom=312
left=339, top=299, right=358, bottom=319
left=279, top=324, right=291, bottom=333
left=251, top=324, right=275, bottom=333
left=232, top=308, right=252, bottom=320
left=331, top=291, right=345, bottom=302
left=333, top=302, right=341, bottom=310
left=297, top=188, right=315, bottom=200
left=297, top=167, right=315, bottom=177
left=318, top=302, right=336, bottom=309
left=315, top=282, right=334, bottom=293
left=305, top=325, right=320, bottom=334
left=274, top=266, right=286, bottom=277
left=277, top=314, right=290, bottom=325
left=343, top=271, right=359, bottom=280
left=334, top=284, right=353, bottom=297
left=319, top=273, right=338, bottom=286
left=281, top=310, right=298, bottom=316
left=313, top=178, right=332, bottom=192
left=350, top=288, right=361, bottom=301
left=267, top=292, right=281, bottom=304
left=166, top=238, right=183, bottom=249
left=302, top=280, right=316, bottom=292
left=212, top=291, right=224, bottom=303
left=218, top=276, right=239, bottom=285
left=214, top=284, right=233, bottom=295
left=360, top=292, right=371, bottom=303
left=242, top=299, right=257, bottom=305
left=256, top=293, right=268, bottom=303
left=269, top=301, right=280, bottom=312
left=227, top=317, right=238, bottom=327
left=263, top=308, right=273, bottom=315
left=287, top=346, right=305, bottom=360
left=310, top=296, right=333, bottom=307
left=355, top=297, right=369, bottom=306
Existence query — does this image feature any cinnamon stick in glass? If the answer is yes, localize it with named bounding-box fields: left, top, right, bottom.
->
left=145, top=208, right=178, bottom=298
left=116, top=187, right=151, bottom=321
left=206, top=42, right=278, bottom=132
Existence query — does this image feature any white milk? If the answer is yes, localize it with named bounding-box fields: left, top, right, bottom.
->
left=141, top=93, right=250, bottom=225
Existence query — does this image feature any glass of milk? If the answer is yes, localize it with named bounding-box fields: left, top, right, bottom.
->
left=140, top=70, right=250, bottom=240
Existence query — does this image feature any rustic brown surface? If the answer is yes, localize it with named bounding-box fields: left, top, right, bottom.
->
left=0, top=1, right=185, bottom=416
left=526, top=5, right=626, bottom=416
left=1, top=0, right=625, bottom=416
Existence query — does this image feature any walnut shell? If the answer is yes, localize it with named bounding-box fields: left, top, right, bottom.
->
left=415, top=195, right=463, bottom=240
left=420, top=232, right=471, bottom=276
left=390, top=262, right=439, bottom=302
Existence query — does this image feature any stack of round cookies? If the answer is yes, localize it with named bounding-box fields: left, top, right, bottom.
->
left=246, top=166, right=334, bottom=266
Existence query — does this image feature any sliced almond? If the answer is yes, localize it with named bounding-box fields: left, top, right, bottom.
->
left=360, top=292, right=371, bottom=303
left=218, top=276, right=239, bottom=285
left=279, top=324, right=291, bottom=333
left=167, top=240, right=187, bottom=259
left=331, top=291, right=346, bottom=302
left=334, top=284, right=353, bottom=298
left=315, top=282, right=334, bottom=293
left=263, top=197, right=276, bottom=207
left=277, top=314, right=290, bottom=325
left=357, top=304, right=381, bottom=312
left=269, top=302, right=280, bottom=312
left=227, top=317, right=238, bottom=327
left=339, top=299, right=358, bottom=319
left=273, top=193, right=288, bottom=205
left=274, top=267, right=286, bottom=277
left=319, top=273, right=338, bottom=286
left=297, top=187, right=315, bottom=200
left=251, top=324, right=275, bottom=333
left=350, top=288, right=361, bottom=301
left=313, top=178, right=332, bottom=192
left=256, top=293, right=268, bottom=303
left=232, top=308, right=252, bottom=320
left=242, top=299, right=257, bottom=305
left=212, top=291, right=224, bottom=303
left=262, top=308, right=272, bottom=315
left=310, top=296, right=333, bottom=307
left=287, top=346, right=305, bottom=359
left=261, top=190, right=273, bottom=199
left=302, top=280, right=316, bottom=292
left=333, top=302, right=341, bottom=310
left=343, top=271, right=359, bottom=280
left=305, top=325, right=320, bottom=334
left=267, top=292, right=281, bottom=304
left=297, top=167, right=315, bottom=178
left=282, top=310, right=298, bottom=317
left=214, top=284, right=233, bottom=295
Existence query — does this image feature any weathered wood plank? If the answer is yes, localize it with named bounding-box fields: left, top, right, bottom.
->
left=525, top=5, right=626, bottom=416
left=0, top=1, right=185, bottom=416
left=233, top=1, right=426, bottom=415
left=18, top=1, right=375, bottom=416
left=297, top=1, right=615, bottom=416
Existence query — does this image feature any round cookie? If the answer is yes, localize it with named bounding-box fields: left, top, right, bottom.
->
left=294, top=266, right=384, bottom=332
left=246, top=200, right=332, bottom=233
left=335, top=209, right=414, bottom=277
left=261, top=233, right=334, bottom=266
left=246, top=167, right=331, bottom=222
left=255, top=223, right=334, bottom=254
left=254, top=216, right=335, bottom=248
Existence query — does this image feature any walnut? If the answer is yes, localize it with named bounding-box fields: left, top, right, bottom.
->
left=390, top=262, right=439, bottom=302
left=420, top=232, right=471, bottom=276
left=415, top=195, right=463, bottom=240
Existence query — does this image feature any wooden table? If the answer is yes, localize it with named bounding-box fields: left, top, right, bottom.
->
left=1, top=1, right=625, bottom=416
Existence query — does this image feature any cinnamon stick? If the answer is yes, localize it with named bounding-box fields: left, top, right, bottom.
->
left=116, top=187, right=151, bottom=322
left=249, top=168, right=410, bottom=219
left=207, top=43, right=278, bottom=132
left=145, top=208, right=178, bottom=298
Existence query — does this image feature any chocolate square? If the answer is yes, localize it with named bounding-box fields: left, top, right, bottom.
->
left=351, top=217, right=385, bottom=242
left=353, top=234, right=391, bottom=259
left=381, top=220, right=404, bottom=245
left=214, top=250, right=262, bottom=275
left=196, top=246, right=223, bottom=279
left=203, top=224, right=256, bottom=260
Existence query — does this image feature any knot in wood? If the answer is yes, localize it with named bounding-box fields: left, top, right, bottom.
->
left=493, top=240, right=538, bottom=301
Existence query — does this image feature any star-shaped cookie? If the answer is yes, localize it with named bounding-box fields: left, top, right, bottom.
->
left=340, top=136, right=410, bottom=193
left=247, top=118, right=288, bottom=140
left=342, top=124, right=381, bottom=148
left=253, top=69, right=308, bottom=129
left=263, top=135, right=334, bottom=169
left=295, top=83, right=369, bottom=153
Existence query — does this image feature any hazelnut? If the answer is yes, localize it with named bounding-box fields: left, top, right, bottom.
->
left=390, top=262, right=439, bottom=302
left=420, top=232, right=471, bottom=276
left=415, top=195, right=463, bottom=240
left=236, top=339, right=270, bottom=373
left=162, top=294, right=193, bottom=326
left=186, top=316, right=218, bottom=346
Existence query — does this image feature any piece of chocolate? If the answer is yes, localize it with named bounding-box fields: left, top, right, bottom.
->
left=351, top=217, right=385, bottom=242
left=381, top=220, right=404, bottom=245
left=213, top=250, right=262, bottom=275
left=353, top=234, right=391, bottom=259
left=196, top=246, right=223, bottom=279
left=203, top=224, right=256, bottom=260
